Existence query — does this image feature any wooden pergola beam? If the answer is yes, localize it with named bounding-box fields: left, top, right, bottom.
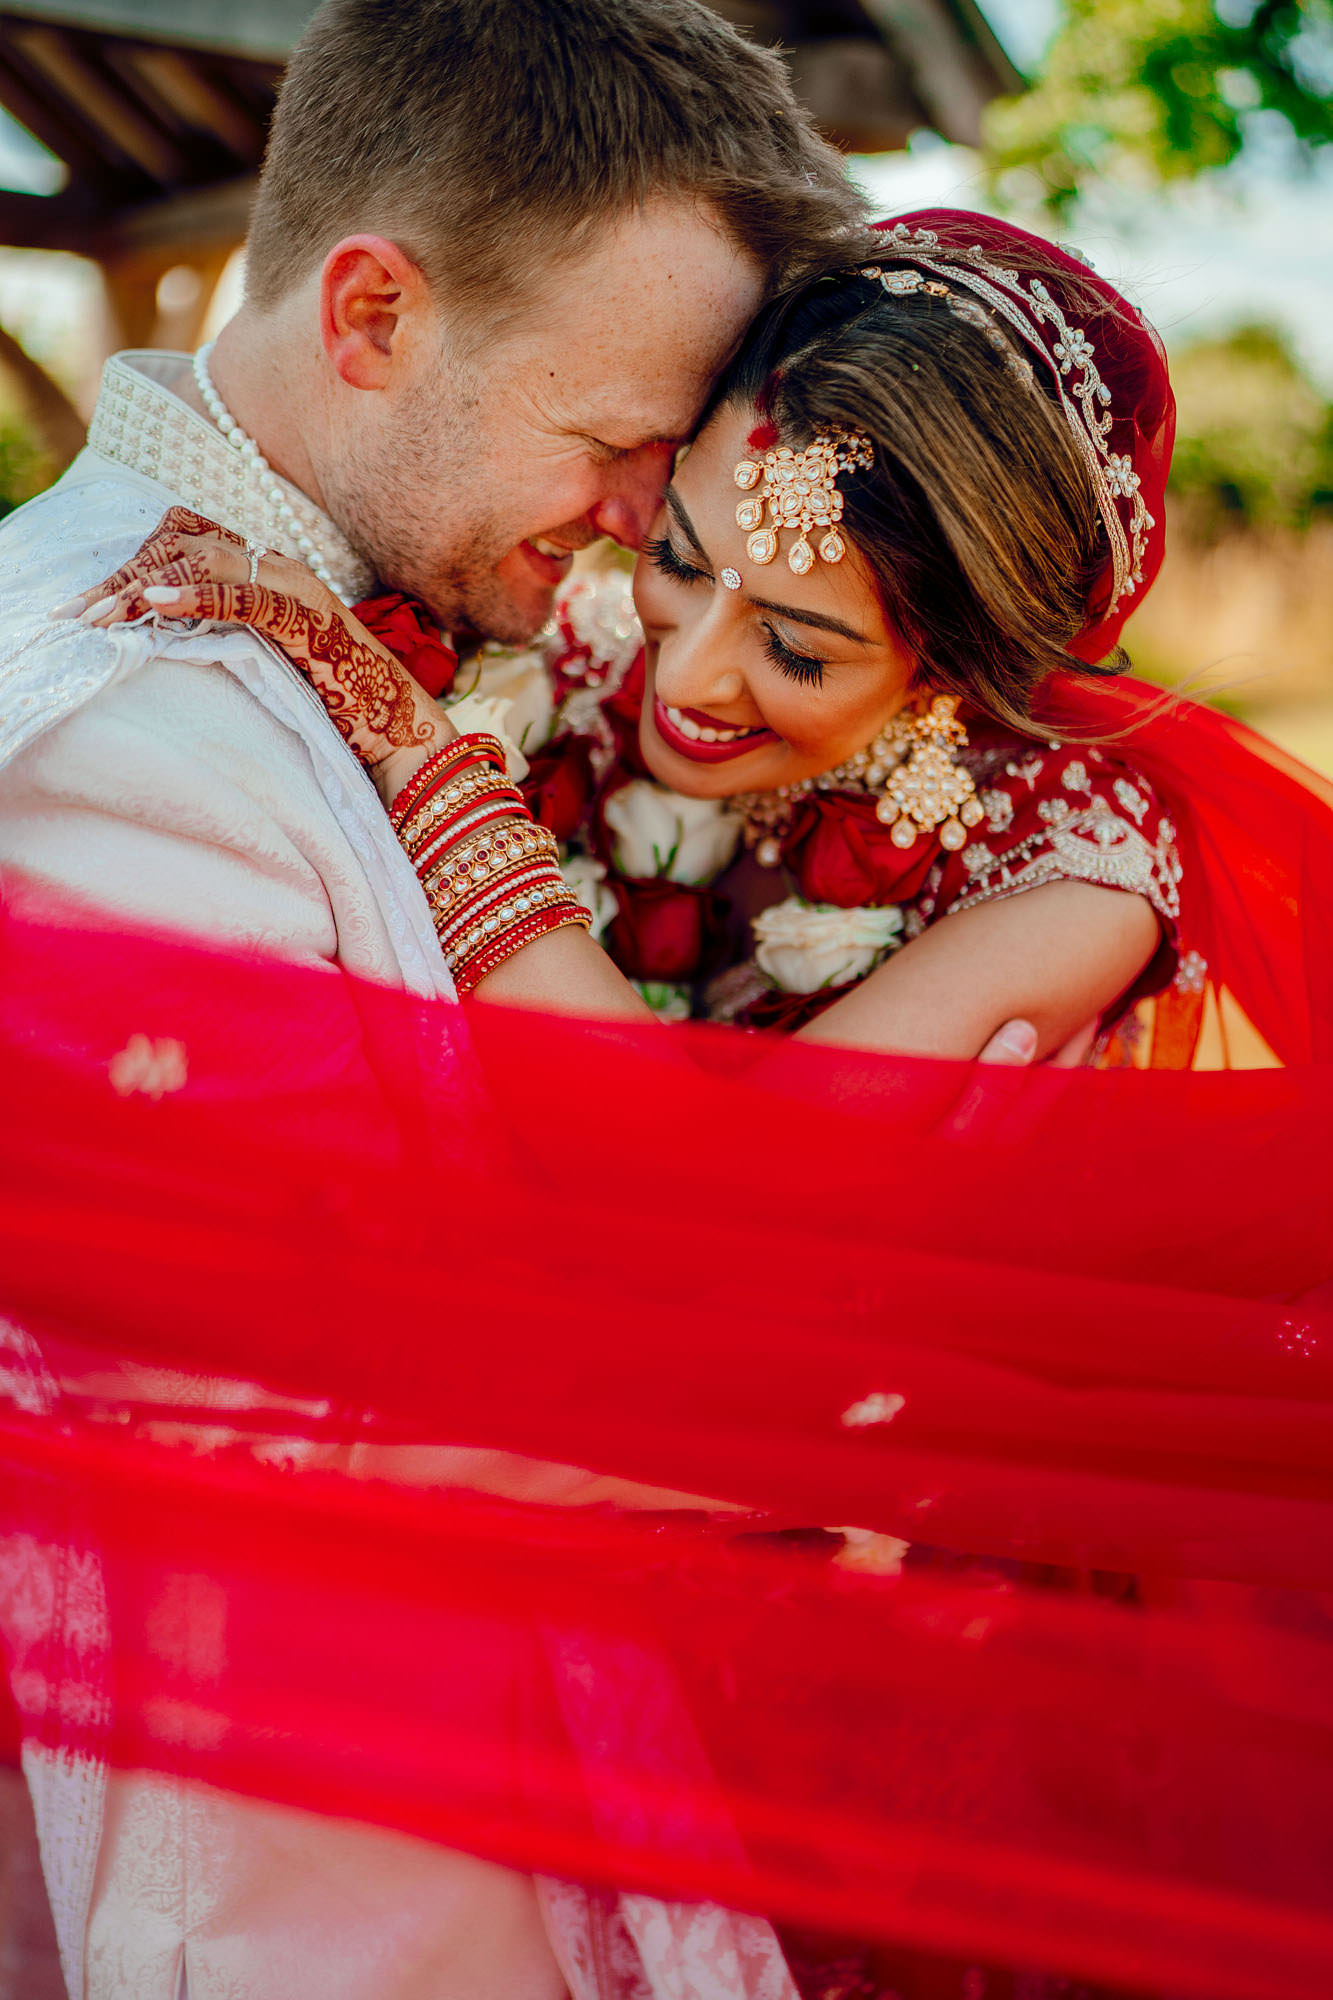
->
left=0, top=0, right=315, bottom=60
left=857, top=0, right=1022, bottom=146
left=11, top=22, right=186, bottom=182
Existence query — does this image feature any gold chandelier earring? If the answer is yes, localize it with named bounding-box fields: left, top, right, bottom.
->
left=874, top=694, right=985, bottom=851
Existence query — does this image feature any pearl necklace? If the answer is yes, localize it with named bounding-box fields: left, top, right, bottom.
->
left=192, top=341, right=355, bottom=604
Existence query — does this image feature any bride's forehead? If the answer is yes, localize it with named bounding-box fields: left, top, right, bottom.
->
left=672, top=409, right=760, bottom=502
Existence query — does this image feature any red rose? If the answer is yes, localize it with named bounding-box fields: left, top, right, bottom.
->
left=789, top=795, right=942, bottom=907
left=601, top=650, right=651, bottom=776
left=607, top=877, right=731, bottom=983
left=353, top=593, right=459, bottom=699
left=522, top=737, right=595, bottom=844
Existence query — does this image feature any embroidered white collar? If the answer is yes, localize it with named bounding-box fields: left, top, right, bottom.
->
left=85, top=350, right=375, bottom=606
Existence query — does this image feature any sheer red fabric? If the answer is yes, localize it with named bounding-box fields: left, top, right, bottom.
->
left=1036, top=674, right=1333, bottom=1064
left=0, top=819, right=1331, bottom=1997
left=1, top=211, right=1324, bottom=2000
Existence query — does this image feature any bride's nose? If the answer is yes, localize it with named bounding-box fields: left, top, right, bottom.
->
left=655, top=614, right=748, bottom=714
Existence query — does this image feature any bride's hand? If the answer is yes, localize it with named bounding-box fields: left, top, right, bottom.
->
left=56, top=507, right=451, bottom=799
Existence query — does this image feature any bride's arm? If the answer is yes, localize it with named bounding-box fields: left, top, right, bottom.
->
left=797, top=878, right=1159, bottom=1060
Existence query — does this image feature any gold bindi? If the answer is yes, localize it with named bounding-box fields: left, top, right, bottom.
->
left=732, top=431, right=874, bottom=576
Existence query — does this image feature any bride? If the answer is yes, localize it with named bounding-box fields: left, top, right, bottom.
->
left=49, top=208, right=1333, bottom=1997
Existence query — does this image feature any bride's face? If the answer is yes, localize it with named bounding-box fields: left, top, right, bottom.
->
left=632, top=406, right=916, bottom=799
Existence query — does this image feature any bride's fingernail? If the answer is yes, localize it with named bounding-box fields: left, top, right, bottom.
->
left=144, top=586, right=184, bottom=605
left=48, top=598, right=85, bottom=620
left=79, top=596, right=119, bottom=622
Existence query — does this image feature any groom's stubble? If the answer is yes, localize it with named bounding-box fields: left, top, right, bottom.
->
left=318, top=342, right=511, bottom=633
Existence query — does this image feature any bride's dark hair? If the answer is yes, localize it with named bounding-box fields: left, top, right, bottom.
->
left=709, top=252, right=1119, bottom=737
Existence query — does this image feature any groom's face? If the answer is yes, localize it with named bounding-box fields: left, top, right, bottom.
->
left=329, top=201, right=765, bottom=641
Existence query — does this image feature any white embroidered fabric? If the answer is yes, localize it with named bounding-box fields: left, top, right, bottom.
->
left=0, top=357, right=449, bottom=997
left=538, top=1630, right=799, bottom=2000
left=0, top=1319, right=111, bottom=2000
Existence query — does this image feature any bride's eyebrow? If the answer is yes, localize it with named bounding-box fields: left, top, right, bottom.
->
left=667, top=485, right=870, bottom=645
left=746, top=592, right=871, bottom=646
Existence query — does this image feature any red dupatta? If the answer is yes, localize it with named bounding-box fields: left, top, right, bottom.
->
left=0, top=823, right=1331, bottom=1997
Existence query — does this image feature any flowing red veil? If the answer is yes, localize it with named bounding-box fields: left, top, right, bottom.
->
left=2, top=210, right=1333, bottom=2000
left=1, top=787, right=1331, bottom=1999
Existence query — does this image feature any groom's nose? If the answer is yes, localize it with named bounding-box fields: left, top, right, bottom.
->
left=588, top=442, right=677, bottom=550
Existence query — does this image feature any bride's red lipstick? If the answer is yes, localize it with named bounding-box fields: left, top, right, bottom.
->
left=652, top=696, right=776, bottom=764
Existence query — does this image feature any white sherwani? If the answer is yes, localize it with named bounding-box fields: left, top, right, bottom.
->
left=0, top=352, right=568, bottom=2000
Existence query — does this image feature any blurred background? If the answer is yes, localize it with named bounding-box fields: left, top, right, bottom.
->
left=0, top=0, right=1328, bottom=775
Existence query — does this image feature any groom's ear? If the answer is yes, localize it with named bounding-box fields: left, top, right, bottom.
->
left=320, top=235, right=429, bottom=390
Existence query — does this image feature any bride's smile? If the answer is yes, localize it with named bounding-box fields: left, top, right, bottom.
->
left=633, top=405, right=915, bottom=798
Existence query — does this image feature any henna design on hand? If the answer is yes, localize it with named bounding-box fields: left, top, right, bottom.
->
left=82, top=508, right=245, bottom=609
left=143, top=580, right=440, bottom=768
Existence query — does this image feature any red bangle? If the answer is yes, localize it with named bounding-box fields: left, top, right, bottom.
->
left=433, top=865, right=568, bottom=948
left=440, top=873, right=578, bottom=955
left=397, top=770, right=521, bottom=848
left=418, top=827, right=556, bottom=909
left=410, top=800, right=530, bottom=875
left=388, top=733, right=507, bottom=827
left=454, top=905, right=592, bottom=994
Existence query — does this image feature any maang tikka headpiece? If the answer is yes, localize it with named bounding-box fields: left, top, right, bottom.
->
left=732, top=430, right=874, bottom=577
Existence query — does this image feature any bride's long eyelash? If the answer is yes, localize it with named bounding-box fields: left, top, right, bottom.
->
left=761, top=624, right=825, bottom=688
left=644, top=535, right=710, bottom=586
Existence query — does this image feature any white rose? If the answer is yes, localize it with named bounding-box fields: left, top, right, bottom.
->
left=559, top=852, right=618, bottom=942
left=751, top=896, right=904, bottom=993
left=602, top=780, right=740, bottom=885
left=453, top=646, right=556, bottom=758
left=440, top=691, right=530, bottom=781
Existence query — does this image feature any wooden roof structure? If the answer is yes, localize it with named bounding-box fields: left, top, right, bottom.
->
left=0, top=0, right=1021, bottom=272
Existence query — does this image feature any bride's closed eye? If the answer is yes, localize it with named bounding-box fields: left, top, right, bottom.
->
left=761, top=624, right=826, bottom=688
left=644, top=534, right=710, bottom=586
left=647, top=534, right=828, bottom=686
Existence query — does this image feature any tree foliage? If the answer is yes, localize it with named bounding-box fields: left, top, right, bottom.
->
left=0, top=411, right=51, bottom=519
left=984, top=0, right=1333, bottom=215
left=1167, top=322, right=1333, bottom=535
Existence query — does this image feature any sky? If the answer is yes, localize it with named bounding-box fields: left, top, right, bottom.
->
left=0, top=0, right=1330, bottom=394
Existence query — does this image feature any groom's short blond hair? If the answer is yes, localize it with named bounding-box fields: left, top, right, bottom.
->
left=245, top=0, right=865, bottom=326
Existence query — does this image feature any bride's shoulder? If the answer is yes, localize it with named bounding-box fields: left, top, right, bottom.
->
left=948, top=718, right=1182, bottom=928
